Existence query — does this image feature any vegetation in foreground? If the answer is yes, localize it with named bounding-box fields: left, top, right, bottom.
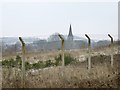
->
left=1, top=54, right=76, bottom=70
left=1, top=53, right=120, bottom=88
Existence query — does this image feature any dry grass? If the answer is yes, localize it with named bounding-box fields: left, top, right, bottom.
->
left=1, top=45, right=120, bottom=88
left=2, top=61, right=119, bottom=88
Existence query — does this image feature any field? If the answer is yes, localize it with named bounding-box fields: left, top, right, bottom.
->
left=1, top=45, right=120, bottom=88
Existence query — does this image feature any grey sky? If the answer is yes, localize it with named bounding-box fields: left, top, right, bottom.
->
left=0, top=0, right=118, bottom=40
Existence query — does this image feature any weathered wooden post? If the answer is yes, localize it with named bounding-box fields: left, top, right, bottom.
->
left=108, top=34, right=114, bottom=68
left=19, top=37, right=25, bottom=88
left=85, top=34, right=91, bottom=70
left=58, top=34, right=65, bottom=67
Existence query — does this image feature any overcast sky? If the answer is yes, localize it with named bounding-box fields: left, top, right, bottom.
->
left=0, top=0, right=119, bottom=40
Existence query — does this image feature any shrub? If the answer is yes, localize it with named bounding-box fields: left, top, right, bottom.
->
left=31, top=63, right=38, bottom=69
left=25, top=61, right=32, bottom=70
left=2, top=58, right=15, bottom=67
left=54, top=54, right=62, bottom=66
left=32, top=61, right=45, bottom=69
left=16, top=55, right=21, bottom=61
left=54, top=53, right=75, bottom=66
left=45, top=60, right=53, bottom=67
left=64, top=54, right=75, bottom=65
left=16, top=55, right=21, bottom=62
left=2, top=55, right=22, bottom=68
left=2, top=54, right=76, bottom=70
left=15, top=55, right=22, bottom=68
left=38, top=61, right=46, bottom=68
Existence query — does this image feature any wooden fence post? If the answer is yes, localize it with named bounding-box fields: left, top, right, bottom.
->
left=58, top=34, right=65, bottom=67
left=108, top=34, right=114, bottom=68
left=19, top=37, right=25, bottom=88
left=85, top=34, right=91, bottom=70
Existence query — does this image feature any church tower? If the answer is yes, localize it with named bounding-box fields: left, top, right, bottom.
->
left=67, top=24, right=73, bottom=41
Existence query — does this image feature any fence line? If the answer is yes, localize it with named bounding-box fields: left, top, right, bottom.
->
left=17, top=34, right=116, bottom=88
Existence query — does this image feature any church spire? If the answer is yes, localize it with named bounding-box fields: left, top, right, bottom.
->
left=68, top=24, right=73, bottom=41
left=68, top=24, right=73, bottom=36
